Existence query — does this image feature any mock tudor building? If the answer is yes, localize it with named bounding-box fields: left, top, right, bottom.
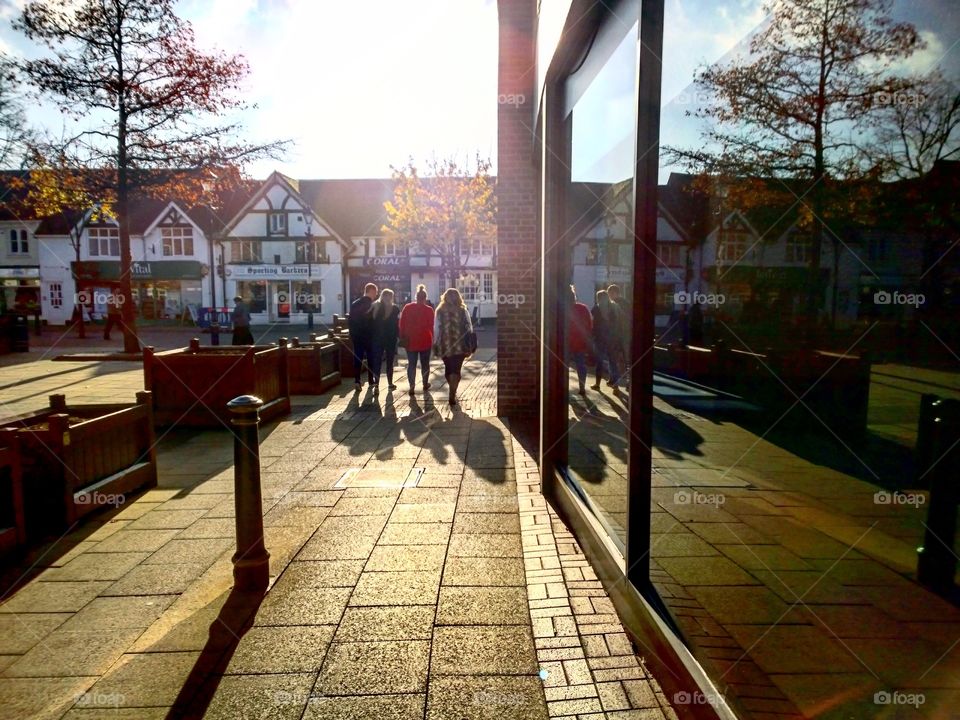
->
left=218, top=172, right=348, bottom=325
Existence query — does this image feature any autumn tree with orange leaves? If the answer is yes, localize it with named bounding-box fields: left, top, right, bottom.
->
left=14, top=0, right=288, bottom=352
left=383, top=157, right=496, bottom=294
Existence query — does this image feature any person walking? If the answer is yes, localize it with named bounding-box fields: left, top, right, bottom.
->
left=370, top=288, right=400, bottom=391
left=231, top=296, right=254, bottom=345
left=103, top=288, right=123, bottom=341
left=606, top=284, right=626, bottom=387
left=399, top=284, right=435, bottom=395
left=434, top=287, right=475, bottom=406
left=348, top=283, right=378, bottom=389
left=591, top=290, right=620, bottom=390
left=567, top=286, right=593, bottom=395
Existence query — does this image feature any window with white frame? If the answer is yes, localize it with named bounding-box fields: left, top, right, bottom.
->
left=717, top=230, right=752, bottom=263
left=88, top=227, right=120, bottom=257
left=458, top=274, right=480, bottom=301
left=482, top=272, right=494, bottom=301
left=161, top=227, right=194, bottom=257
left=785, top=232, right=810, bottom=263
left=234, top=240, right=262, bottom=263
left=49, top=282, right=63, bottom=308
left=374, top=237, right=408, bottom=256
left=469, top=237, right=495, bottom=256
left=9, top=228, right=29, bottom=254
left=657, top=243, right=684, bottom=267
left=268, top=212, right=287, bottom=235
left=295, top=240, right=323, bottom=263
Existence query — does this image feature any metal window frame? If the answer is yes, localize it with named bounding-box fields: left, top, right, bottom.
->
left=537, top=2, right=736, bottom=718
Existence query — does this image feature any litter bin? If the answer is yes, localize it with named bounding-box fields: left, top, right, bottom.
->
left=10, top=314, right=29, bottom=352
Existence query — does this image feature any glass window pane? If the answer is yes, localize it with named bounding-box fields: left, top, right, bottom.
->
left=563, top=19, right=639, bottom=548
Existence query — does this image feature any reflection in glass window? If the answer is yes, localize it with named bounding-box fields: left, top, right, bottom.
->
left=563, top=18, right=639, bottom=547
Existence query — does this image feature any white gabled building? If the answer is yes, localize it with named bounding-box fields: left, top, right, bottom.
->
left=35, top=201, right=217, bottom=325
left=218, top=172, right=348, bottom=325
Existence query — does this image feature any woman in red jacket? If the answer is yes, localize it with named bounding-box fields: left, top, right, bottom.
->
left=399, top=284, right=436, bottom=394
left=568, top=286, right=593, bottom=395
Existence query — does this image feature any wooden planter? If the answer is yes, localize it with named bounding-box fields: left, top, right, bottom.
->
left=282, top=339, right=342, bottom=394
left=331, top=329, right=356, bottom=378
left=143, top=341, right=291, bottom=427
left=0, top=392, right=158, bottom=536
left=0, top=444, right=25, bottom=555
left=654, top=343, right=870, bottom=439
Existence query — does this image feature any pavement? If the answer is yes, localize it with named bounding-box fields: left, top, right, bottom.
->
left=0, top=349, right=675, bottom=720
left=567, top=370, right=960, bottom=719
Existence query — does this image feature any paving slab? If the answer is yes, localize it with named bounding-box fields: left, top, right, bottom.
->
left=315, top=639, right=431, bottom=695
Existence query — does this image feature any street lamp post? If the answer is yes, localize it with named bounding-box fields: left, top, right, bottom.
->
left=304, top=212, right=315, bottom=331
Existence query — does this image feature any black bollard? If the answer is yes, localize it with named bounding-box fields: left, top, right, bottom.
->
left=227, top=395, right=270, bottom=591
left=210, top=322, right=221, bottom=346
left=917, top=397, right=960, bottom=594
left=308, top=310, right=315, bottom=331
left=915, top=394, right=940, bottom=484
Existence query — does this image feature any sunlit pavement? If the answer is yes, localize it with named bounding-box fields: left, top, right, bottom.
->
left=0, top=350, right=673, bottom=720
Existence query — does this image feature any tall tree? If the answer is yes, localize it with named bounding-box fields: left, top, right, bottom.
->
left=667, top=0, right=922, bottom=327
left=14, top=0, right=287, bottom=352
left=0, top=57, right=32, bottom=168
left=872, top=71, right=960, bottom=180
left=383, top=156, right=496, bottom=295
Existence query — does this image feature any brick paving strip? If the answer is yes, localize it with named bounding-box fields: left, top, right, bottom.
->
left=514, top=435, right=676, bottom=720
left=0, top=350, right=674, bottom=720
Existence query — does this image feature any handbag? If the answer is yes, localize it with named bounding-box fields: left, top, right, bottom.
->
left=463, top=310, right=478, bottom=354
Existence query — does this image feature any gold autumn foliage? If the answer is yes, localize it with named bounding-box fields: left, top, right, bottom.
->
left=382, top=156, right=496, bottom=266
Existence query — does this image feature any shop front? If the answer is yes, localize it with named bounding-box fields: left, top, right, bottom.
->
left=72, top=260, right=208, bottom=319
left=226, top=263, right=341, bottom=324
left=0, top=267, right=41, bottom=315
left=348, top=256, right=412, bottom=304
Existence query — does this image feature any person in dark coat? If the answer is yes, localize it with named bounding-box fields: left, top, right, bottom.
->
left=231, top=296, right=254, bottom=345
left=348, top=283, right=378, bottom=389
left=688, top=300, right=704, bottom=346
left=591, top=289, right=620, bottom=390
left=103, top=289, right=123, bottom=341
left=370, top=288, right=400, bottom=391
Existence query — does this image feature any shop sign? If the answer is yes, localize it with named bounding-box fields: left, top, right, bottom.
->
left=363, top=256, right=409, bottom=268
left=228, top=264, right=318, bottom=279
left=72, top=261, right=204, bottom=281
left=0, top=267, right=40, bottom=279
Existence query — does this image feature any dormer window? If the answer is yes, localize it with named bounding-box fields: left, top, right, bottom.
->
left=268, top=212, right=287, bottom=235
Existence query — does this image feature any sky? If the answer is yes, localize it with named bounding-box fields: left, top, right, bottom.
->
left=1, top=0, right=958, bottom=181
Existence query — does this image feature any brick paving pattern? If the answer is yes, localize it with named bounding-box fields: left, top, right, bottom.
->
left=515, top=433, right=675, bottom=720
left=0, top=350, right=670, bottom=719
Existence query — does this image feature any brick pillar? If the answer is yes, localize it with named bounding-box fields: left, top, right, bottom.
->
left=497, top=0, right=539, bottom=429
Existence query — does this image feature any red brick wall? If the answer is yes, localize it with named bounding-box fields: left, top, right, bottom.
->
left=497, top=0, right=540, bottom=426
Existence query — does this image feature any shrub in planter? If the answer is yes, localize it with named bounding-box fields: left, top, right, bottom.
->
left=143, top=340, right=291, bottom=427
left=0, top=392, right=158, bottom=537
